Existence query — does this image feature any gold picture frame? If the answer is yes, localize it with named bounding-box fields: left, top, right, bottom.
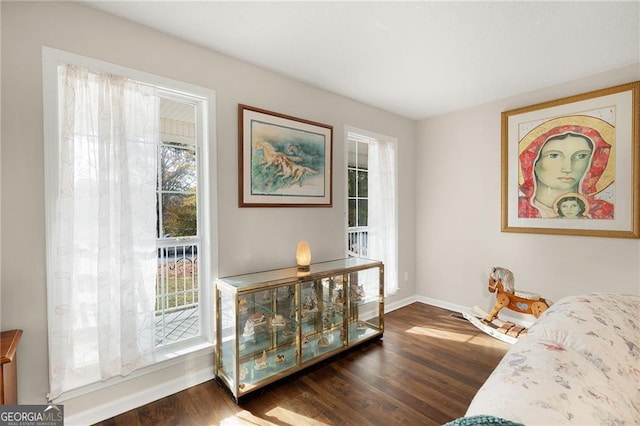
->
left=501, top=81, right=640, bottom=238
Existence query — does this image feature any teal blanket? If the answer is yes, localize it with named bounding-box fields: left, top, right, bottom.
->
left=443, top=415, right=524, bottom=426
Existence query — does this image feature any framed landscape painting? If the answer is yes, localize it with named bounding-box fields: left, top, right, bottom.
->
left=501, top=81, right=640, bottom=238
left=238, top=104, right=333, bottom=207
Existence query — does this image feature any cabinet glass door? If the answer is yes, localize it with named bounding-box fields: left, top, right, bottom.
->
left=347, top=266, right=382, bottom=344
left=319, top=275, right=346, bottom=351
left=217, top=288, right=236, bottom=388
left=299, top=277, right=346, bottom=364
left=236, top=284, right=298, bottom=392
left=299, top=280, right=319, bottom=363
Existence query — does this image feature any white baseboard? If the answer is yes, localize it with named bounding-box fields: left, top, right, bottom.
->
left=415, top=295, right=535, bottom=327
left=415, top=295, right=468, bottom=313
left=384, top=295, right=417, bottom=313
left=63, top=352, right=214, bottom=426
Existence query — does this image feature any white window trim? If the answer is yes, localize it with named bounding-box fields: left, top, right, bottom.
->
left=42, top=46, right=218, bottom=402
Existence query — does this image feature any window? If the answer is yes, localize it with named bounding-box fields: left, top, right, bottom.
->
left=347, top=137, right=369, bottom=257
left=346, top=128, right=398, bottom=295
left=43, top=48, right=215, bottom=400
left=156, top=98, right=202, bottom=347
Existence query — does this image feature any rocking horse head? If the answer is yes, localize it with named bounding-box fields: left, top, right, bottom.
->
left=488, top=267, right=515, bottom=293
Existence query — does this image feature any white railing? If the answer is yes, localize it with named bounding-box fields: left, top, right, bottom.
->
left=347, top=227, right=368, bottom=258
left=156, top=242, right=200, bottom=346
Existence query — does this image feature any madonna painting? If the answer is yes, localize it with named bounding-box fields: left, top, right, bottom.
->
left=518, top=116, right=614, bottom=220
left=501, top=81, right=640, bottom=238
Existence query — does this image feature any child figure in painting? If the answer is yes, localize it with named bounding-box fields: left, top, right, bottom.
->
left=555, top=194, right=589, bottom=218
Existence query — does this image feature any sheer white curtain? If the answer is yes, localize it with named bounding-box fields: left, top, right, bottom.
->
left=47, top=65, right=159, bottom=399
left=368, top=138, right=398, bottom=295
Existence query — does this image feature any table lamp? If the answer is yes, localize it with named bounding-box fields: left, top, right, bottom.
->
left=296, top=241, right=311, bottom=272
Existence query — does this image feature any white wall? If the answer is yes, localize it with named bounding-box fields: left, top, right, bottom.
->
left=416, top=64, right=640, bottom=315
left=0, top=1, right=416, bottom=421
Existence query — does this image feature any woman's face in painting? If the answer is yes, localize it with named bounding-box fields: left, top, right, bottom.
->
left=534, top=134, right=593, bottom=192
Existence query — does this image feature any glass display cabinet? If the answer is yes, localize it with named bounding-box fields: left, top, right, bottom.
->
left=215, top=257, right=384, bottom=401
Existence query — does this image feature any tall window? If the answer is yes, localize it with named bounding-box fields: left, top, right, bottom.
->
left=43, top=49, right=215, bottom=400
left=346, top=129, right=398, bottom=295
left=156, top=98, right=202, bottom=347
left=347, top=137, right=369, bottom=257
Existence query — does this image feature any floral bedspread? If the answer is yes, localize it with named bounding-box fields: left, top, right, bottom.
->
left=466, top=293, right=640, bottom=425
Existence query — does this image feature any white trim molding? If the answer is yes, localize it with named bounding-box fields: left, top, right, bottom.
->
left=62, top=348, right=214, bottom=426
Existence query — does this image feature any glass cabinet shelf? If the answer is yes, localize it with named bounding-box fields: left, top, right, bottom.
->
left=215, top=258, right=384, bottom=401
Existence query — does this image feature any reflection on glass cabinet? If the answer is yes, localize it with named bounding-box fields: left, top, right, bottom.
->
left=215, top=258, right=384, bottom=401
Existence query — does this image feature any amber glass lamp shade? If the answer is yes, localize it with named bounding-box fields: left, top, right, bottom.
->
left=296, top=241, right=311, bottom=271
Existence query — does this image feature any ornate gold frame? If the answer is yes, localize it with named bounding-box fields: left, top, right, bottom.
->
left=501, top=81, right=640, bottom=238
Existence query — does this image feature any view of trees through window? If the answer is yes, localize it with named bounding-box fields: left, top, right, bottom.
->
left=348, top=166, right=368, bottom=227
left=158, top=141, right=197, bottom=238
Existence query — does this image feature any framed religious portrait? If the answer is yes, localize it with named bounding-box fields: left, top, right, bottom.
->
left=238, top=104, right=333, bottom=207
left=501, top=81, right=640, bottom=238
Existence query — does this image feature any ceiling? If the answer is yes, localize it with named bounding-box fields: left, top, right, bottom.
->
left=83, top=1, right=639, bottom=120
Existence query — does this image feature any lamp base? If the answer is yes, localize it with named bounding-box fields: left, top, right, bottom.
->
left=297, top=265, right=310, bottom=272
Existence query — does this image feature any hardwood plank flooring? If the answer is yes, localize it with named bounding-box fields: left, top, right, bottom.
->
left=95, top=302, right=509, bottom=426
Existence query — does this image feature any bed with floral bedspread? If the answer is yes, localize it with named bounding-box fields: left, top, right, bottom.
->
left=464, top=293, right=640, bottom=425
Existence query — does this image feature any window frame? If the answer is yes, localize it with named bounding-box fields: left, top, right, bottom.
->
left=155, top=93, right=204, bottom=349
left=42, top=47, right=218, bottom=400
left=347, top=137, right=369, bottom=257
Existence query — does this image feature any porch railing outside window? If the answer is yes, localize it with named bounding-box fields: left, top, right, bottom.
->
left=156, top=242, right=200, bottom=346
left=347, top=227, right=368, bottom=257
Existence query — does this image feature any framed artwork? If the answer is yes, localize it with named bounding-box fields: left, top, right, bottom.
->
left=501, top=81, right=640, bottom=238
left=238, top=104, right=333, bottom=207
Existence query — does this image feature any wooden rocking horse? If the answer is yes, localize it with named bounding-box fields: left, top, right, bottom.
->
left=463, top=267, right=552, bottom=343
left=485, top=267, right=550, bottom=323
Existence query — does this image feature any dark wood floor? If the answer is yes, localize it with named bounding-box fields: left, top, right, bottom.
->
left=96, top=302, right=509, bottom=426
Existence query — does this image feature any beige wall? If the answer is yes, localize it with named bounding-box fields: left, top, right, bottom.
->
left=1, top=1, right=417, bottom=420
left=416, top=64, right=640, bottom=314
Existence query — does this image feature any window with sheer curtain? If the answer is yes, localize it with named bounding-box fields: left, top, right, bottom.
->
left=43, top=49, right=215, bottom=401
left=346, top=129, right=398, bottom=295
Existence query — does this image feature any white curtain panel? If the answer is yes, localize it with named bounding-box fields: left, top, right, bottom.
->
left=368, top=139, right=398, bottom=295
left=48, top=65, right=159, bottom=399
